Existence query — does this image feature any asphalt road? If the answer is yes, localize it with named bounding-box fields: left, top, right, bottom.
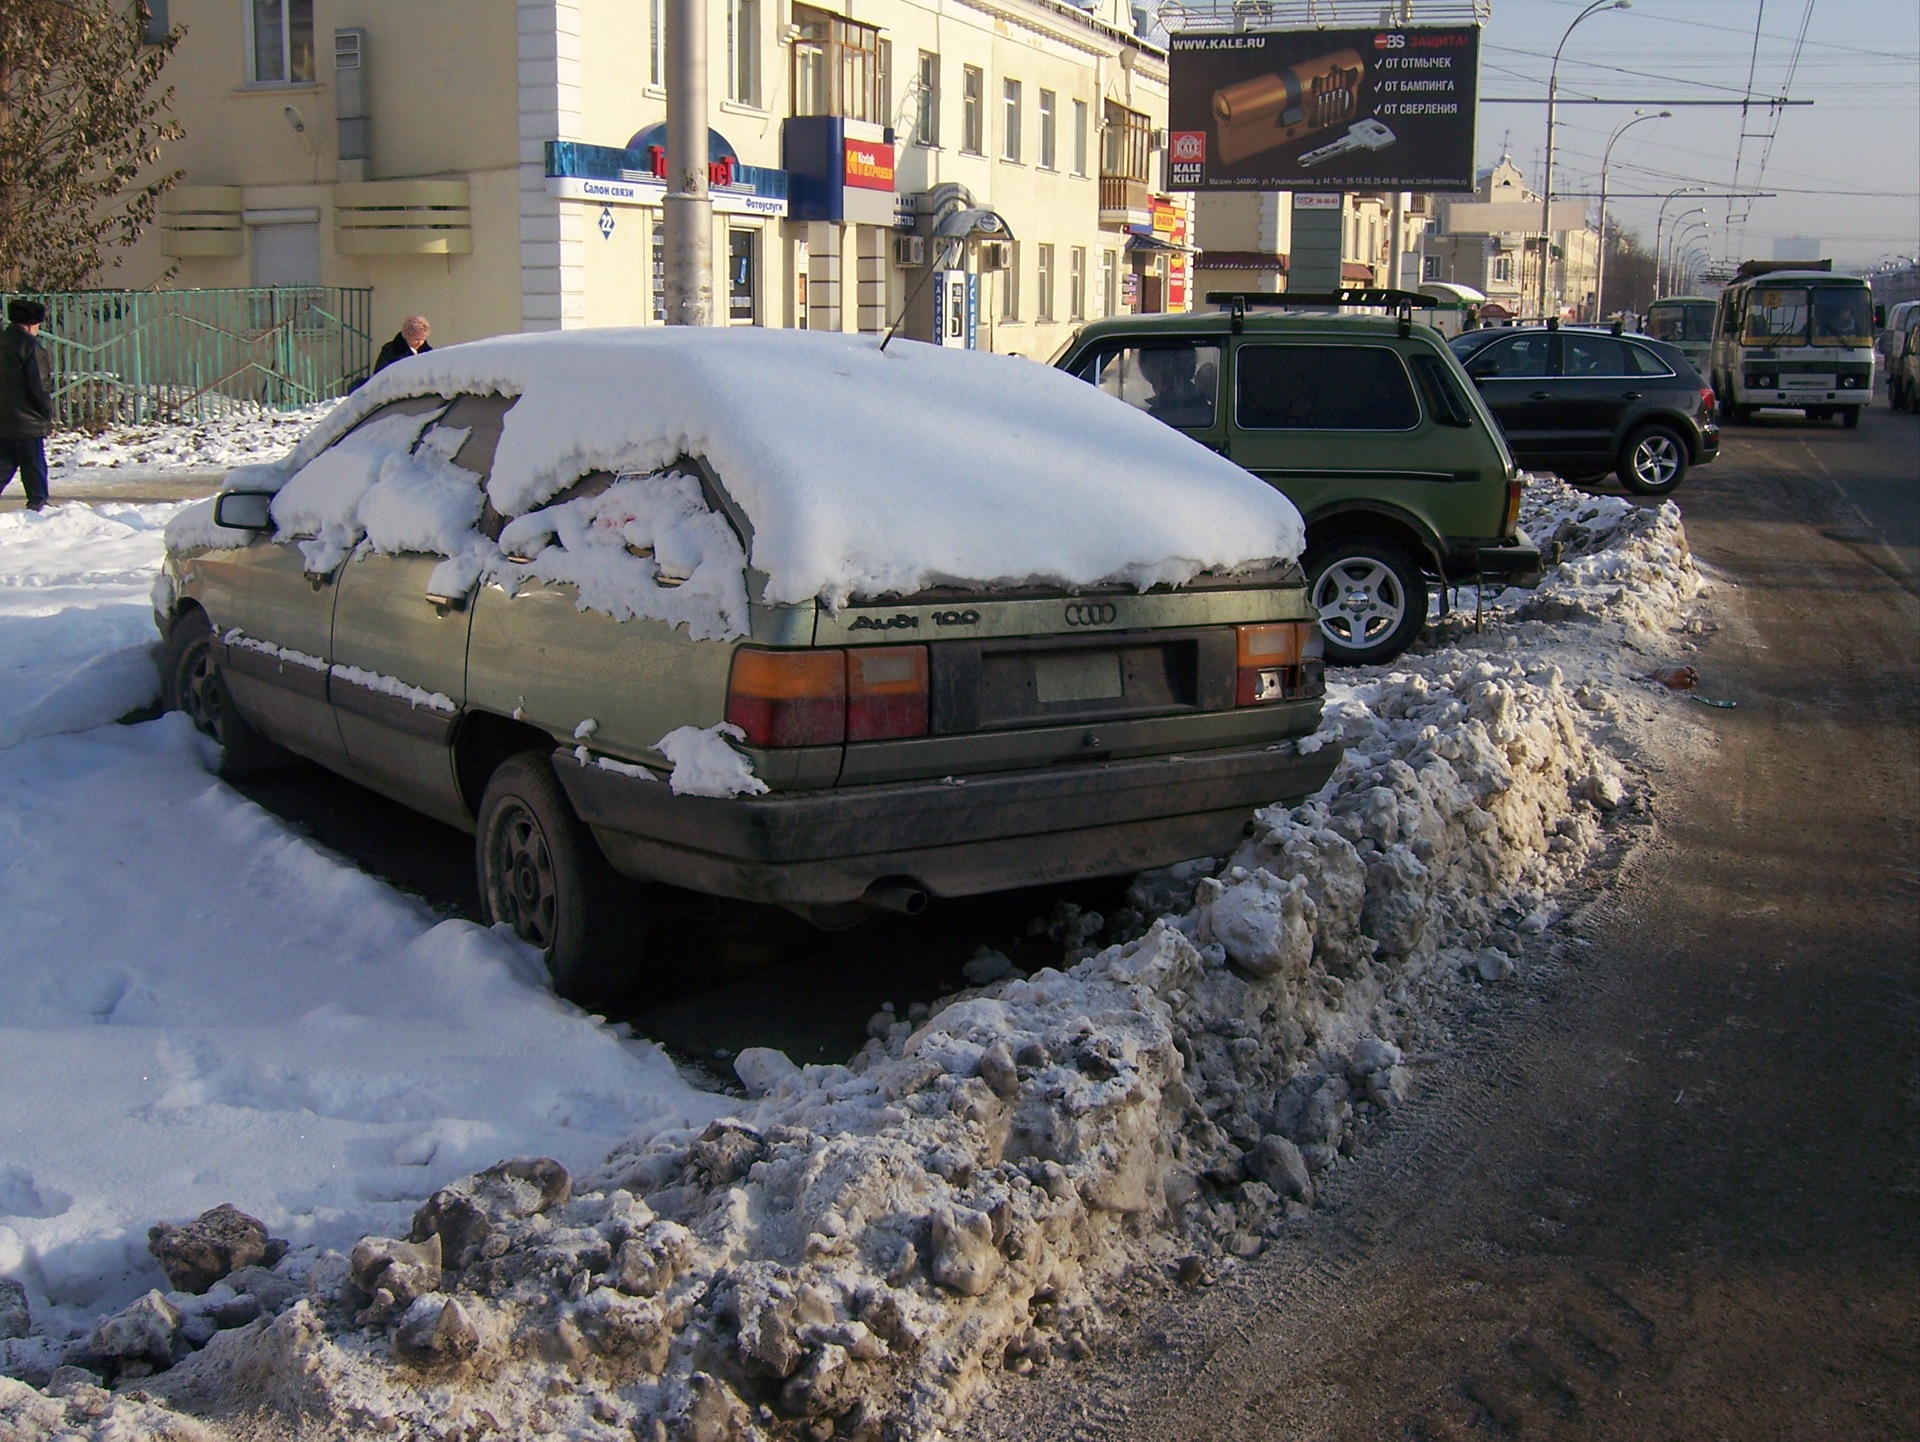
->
left=975, top=401, right=1920, bottom=1438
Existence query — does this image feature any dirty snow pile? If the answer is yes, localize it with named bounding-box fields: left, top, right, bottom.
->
left=47, top=405, right=331, bottom=481
left=169, top=327, right=1306, bottom=615
left=0, top=470, right=1713, bottom=1442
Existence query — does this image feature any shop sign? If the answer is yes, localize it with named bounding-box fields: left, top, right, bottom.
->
left=545, top=137, right=789, bottom=217
left=1168, top=25, right=1479, bottom=191
left=785, top=117, right=898, bottom=226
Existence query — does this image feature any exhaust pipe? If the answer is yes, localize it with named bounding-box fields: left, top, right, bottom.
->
left=863, top=881, right=928, bottom=915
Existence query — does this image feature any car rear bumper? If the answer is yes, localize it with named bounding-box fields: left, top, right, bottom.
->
left=553, top=729, right=1340, bottom=906
left=1446, top=526, right=1547, bottom=589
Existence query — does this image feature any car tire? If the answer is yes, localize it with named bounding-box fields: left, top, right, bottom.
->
left=160, top=609, right=289, bottom=779
left=1618, top=424, right=1689, bottom=496
left=477, top=751, right=644, bottom=1005
left=1305, top=539, right=1428, bottom=665
left=1842, top=406, right=1861, bottom=429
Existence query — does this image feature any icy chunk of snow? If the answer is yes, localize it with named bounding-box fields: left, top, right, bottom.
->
left=656, top=722, right=768, bottom=798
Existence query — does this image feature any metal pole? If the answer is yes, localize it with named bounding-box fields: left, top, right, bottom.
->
left=1595, top=109, right=1668, bottom=320
left=1540, top=0, right=1631, bottom=321
left=663, top=0, right=713, bottom=326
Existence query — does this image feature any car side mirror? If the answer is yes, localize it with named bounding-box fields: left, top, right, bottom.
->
left=214, top=491, right=275, bottom=532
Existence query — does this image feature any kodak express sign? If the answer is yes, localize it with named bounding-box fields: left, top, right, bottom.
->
left=844, top=138, right=895, bottom=191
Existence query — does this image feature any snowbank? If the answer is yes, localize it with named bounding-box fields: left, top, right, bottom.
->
left=1, top=472, right=1712, bottom=1441
left=193, top=328, right=1306, bottom=609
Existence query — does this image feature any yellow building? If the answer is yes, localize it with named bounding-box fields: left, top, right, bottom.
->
left=121, top=0, right=1183, bottom=359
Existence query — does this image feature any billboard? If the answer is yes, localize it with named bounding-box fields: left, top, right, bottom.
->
left=1168, top=26, right=1479, bottom=192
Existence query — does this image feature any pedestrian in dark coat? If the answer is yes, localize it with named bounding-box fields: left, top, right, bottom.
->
left=0, top=298, right=54, bottom=511
left=372, top=314, right=433, bottom=375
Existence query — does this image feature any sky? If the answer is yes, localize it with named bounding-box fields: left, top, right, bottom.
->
left=1472, top=0, right=1920, bottom=273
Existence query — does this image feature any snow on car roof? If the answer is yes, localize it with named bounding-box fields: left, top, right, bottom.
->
left=253, top=328, right=1304, bottom=607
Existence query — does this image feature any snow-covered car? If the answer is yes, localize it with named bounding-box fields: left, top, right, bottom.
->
left=154, top=329, right=1337, bottom=999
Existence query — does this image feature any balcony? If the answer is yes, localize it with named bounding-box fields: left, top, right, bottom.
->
left=1099, top=175, right=1150, bottom=228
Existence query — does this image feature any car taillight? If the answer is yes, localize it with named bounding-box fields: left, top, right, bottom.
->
left=726, top=646, right=930, bottom=747
left=1504, top=475, right=1524, bottom=535
left=726, top=649, right=846, bottom=746
left=1235, top=623, right=1323, bottom=704
left=846, top=645, right=929, bottom=741
left=1699, top=386, right=1716, bottom=416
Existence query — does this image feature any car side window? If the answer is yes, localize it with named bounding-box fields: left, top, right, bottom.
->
left=1626, top=343, right=1675, bottom=377
left=421, top=394, right=519, bottom=540
left=1563, top=334, right=1631, bottom=377
left=1466, top=334, right=1549, bottom=379
left=270, top=395, right=450, bottom=542
left=1235, top=344, right=1421, bottom=431
left=1078, top=342, right=1221, bottom=428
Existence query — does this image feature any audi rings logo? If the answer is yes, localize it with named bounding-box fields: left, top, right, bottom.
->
left=1063, top=602, right=1119, bottom=627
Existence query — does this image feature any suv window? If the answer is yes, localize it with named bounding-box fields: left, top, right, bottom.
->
left=1465, top=333, right=1549, bottom=379
left=1235, top=344, right=1420, bottom=431
left=1563, top=333, right=1632, bottom=377
left=1626, top=342, right=1675, bottom=377
left=1077, top=342, right=1221, bottom=428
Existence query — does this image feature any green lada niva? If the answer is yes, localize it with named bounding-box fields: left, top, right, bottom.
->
left=1056, top=293, right=1546, bottom=663
left=155, top=328, right=1338, bottom=1000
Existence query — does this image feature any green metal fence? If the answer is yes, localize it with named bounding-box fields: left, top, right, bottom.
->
left=4, top=286, right=373, bottom=428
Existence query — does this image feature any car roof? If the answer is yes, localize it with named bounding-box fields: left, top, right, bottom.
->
left=1069, top=310, right=1428, bottom=344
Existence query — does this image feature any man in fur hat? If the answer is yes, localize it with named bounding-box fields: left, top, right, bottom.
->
left=0, top=298, right=54, bottom=511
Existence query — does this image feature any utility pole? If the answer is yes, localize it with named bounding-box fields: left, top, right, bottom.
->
left=663, top=0, right=713, bottom=325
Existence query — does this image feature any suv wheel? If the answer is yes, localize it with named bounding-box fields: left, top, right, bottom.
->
left=1618, top=424, right=1689, bottom=496
left=160, top=610, right=287, bottom=778
left=477, top=751, right=644, bottom=1004
left=1305, top=540, right=1428, bottom=665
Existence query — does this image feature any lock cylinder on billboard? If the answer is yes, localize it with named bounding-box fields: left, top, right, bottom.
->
left=1212, top=48, right=1363, bottom=164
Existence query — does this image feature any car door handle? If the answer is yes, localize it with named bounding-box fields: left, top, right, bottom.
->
left=1530, top=390, right=1552, bottom=401
left=1621, top=391, right=1643, bottom=401
left=426, top=591, right=468, bottom=614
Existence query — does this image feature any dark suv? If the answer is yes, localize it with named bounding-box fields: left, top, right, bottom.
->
left=1449, top=325, right=1719, bottom=496
left=1056, top=294, right=1544, bottom=664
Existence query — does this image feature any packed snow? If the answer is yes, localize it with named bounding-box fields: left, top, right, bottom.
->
left=46, top=406, right=332, bottom=483
left=177, top=328, right=1307, bottom=612
left=0, top=455, right=1715, bottom=1440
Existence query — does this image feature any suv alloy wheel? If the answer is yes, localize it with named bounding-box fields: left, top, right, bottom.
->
left=1305, top=539, right=1428, bottom=664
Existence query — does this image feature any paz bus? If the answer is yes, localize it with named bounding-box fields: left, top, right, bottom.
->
left=1708, top=261, right=1875, bottom=427
left=1645, top=296, right=1716, bottom=374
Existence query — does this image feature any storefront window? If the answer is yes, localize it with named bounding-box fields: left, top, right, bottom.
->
left=729, top=229, right=758, bottom=323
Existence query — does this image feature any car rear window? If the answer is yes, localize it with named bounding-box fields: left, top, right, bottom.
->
left=1626, top=342, right=1676, bottom=377
left=1234, top=344, right=1420, bottom=431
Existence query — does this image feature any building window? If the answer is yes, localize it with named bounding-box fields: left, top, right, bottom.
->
left=961, top=66, right=983, bottom=154
left=652, top=221, right=666, bottom=322
left=1002, top=79, right=1022, bottom=163
left=1038, top=90, right=1056, bottom=170
left=1072, top=99, right=1089, bottom=176
left=650, top=0, right=663, bottom=86
left=1102, top=101, right=1150, bottom=182
left=1036, top=244, right=1055, bottom=322
left=792, top=5, right=883, bottom=122
left=248, top=0, right=313, bottom=85
left=142, top=0, right=171, bottom=45
left=1102, top=250, right=1118, bottom=316
left=1001, top=243, right=1020, bottom=321
left=1070, top=247, right=1086, bottom=320
left=1493, top=255, right=1513, bottom=283
left=878, top=40, right=892, bottom=126
left=1423, top=255, right=1441, bottom=280
left=915, top=51, right=940, bottom=146
left=728, top=0, right=761, bottom=106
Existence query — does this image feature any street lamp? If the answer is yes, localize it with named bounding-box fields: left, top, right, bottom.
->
left=1595, top=109, right=1670, bottom=319
left=1667, top=219, right=1709, bottom=296
left=1653, top=185, right=1706, bottom=299
left=1660, top=207, right=1707, bottom=296
left=1540, top=0, right=1633, bottom=319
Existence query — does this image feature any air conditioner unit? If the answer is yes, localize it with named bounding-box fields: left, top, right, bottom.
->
left=979, top=241, right=1009, bottom=272
left=893, top=234, right=926, bottom=267
left=1151, top=128, right=1167, bottom=149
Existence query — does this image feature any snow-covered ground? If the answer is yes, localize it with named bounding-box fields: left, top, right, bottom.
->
left=45, top=406, right=333, bottom=482
left=1, top=432, right=1713, bottom=1440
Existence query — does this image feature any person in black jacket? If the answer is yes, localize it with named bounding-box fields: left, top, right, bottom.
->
left=372, top=314, right=433, bottom=375
left=0, top=298, right=55, bottom=511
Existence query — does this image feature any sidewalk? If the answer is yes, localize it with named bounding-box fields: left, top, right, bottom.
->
left=0, top=469, right=225, bottom=511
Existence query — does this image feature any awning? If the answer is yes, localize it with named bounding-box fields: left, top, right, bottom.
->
left=1126, top=233, right=1195, bottom=255
left=933, top=206, right=1014, bottom=241
left=1417, top=281, right=1487, bottom=305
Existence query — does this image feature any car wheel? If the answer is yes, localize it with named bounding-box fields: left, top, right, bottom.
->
left=477, top=751, right=644, bottom=1004
left=1618, top=424, right=1689, bottom=496
left=1842, top=406, right=1861, bottom=429
left=1305, top=540, right=1428, bottom=665
left=160, top=609, right=287, bottom=778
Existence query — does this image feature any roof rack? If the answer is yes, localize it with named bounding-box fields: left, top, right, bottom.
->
left=1205, top=288, right=1438, bottom=336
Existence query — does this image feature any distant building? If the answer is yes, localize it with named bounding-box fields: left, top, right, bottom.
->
left=1192, top=191, right=1434, bottom=296
left=1419, top=157, right=1597, bottom=321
